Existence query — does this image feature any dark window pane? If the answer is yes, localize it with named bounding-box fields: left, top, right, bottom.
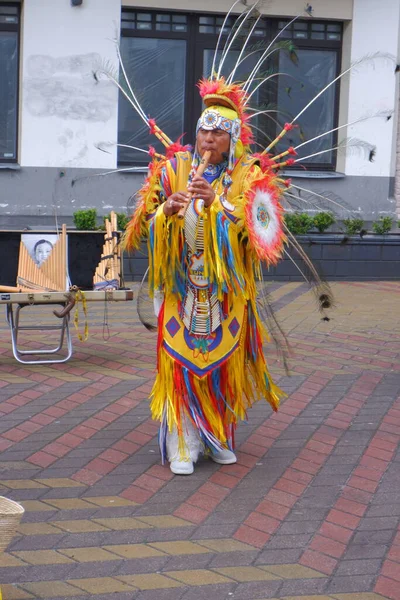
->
left=277, top=49, right=337, bottom=165
left=0, top=31, right=18, bottom=160
left=311, top=32, right=325, bottom=40
left=156, top=14, right=171, bottom=23
left=199, top=16, right=214, bottom=25
left=294, top=22, right=307, bottom=30
left=200, top=25, right=214, bottom=33
left=122, top=21, right=136, bottom=30
left=156, top=24, right=171, bottom=31
left=311, top=23, right=325, bottom=31
left=0, top=6, right=18, bottom=13
left=172, top=15, right=187, bottom=23
left=294, top=31, right=307, bottom=39
left=0, top=16, right=18, bottom=24
left=327, top=24, right=341, bottom=32
left=172, top=24, right=187, bottom=32
left=137, top=13, right=151, bottom=21
left=118, top=37, right=186, bottom=163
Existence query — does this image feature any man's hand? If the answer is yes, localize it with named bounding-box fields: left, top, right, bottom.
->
left=187, top=175, right=215, bottom=208
left=163, top=192, right=189, bottom=216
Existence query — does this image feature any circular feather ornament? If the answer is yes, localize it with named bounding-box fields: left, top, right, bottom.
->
left=244, top=176, right=286, bottom=267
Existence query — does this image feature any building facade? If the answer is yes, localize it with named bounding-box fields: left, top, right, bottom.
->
left=0, top=0, right=399, bottom=228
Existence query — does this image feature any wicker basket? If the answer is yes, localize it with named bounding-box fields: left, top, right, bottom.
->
left=0, top=497, right=25, bottom=554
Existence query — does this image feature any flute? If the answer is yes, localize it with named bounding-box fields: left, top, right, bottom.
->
left=177, top=150, right=212, bottom=220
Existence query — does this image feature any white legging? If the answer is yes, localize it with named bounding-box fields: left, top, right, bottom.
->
left=166, top=413, right=204, bottom=463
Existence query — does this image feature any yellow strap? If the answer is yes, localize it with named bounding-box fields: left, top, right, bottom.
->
left=73, top=289, right=89, bottom=342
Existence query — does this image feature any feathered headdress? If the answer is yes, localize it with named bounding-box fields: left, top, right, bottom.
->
left=198, top=77, right=254, bottom=149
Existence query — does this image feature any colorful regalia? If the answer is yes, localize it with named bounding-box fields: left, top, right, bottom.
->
left=124, top=78, right=292, bottom=466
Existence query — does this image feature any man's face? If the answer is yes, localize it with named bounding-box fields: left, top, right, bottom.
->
left=196, top=128, right=230, bottom=165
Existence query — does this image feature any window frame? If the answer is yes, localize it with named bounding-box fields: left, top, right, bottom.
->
left=270, top=19, right=342, bottom=171
left=0, top=2, right=20, bottom=164
left=119, top=9, right=342, bottom=171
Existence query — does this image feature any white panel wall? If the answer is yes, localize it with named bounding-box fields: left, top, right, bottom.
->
left=20, top=0, right=121, bottom=169
left=123, top=0, right=353, bottom=20
left=345, top=0, right=400, bottom=177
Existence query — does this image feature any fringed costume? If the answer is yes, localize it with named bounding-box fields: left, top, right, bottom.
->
left=125, top=83, right=289, bottom=467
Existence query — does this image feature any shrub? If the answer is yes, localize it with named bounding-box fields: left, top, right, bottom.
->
left=73, top=208, right=98, bottom=231
left=372, top=216, right=393, bottom=235
left=313, top=212, right=336, bottom=233
left=342, top=217, right=364, bottom=235
left=284, top=212, right=314, bottom=235
left=103, top=212, right=129, bottom=231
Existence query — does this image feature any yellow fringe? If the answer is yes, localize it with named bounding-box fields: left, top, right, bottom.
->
left=150, top=339, right=284, bottom=443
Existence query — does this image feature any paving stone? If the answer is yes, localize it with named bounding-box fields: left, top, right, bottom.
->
left=18, top=581, right=83, bottom=597
left=0, top=584, right=35, bottom=599
left=278, top=577, right=329, bottom=595
left=162, top=553, right=213, bottom=571
left=117, top=573, right=183, bottom=589
left=326, top=574, right=377, bottom=594
left=12, top=550, right=75, bottom=565
left=67, top=577, right=136, bottom=594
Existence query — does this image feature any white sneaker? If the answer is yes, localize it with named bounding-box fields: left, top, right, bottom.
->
left=170, top=459, right=194, bottom=475
left=210, top=449, right=237, bottom=465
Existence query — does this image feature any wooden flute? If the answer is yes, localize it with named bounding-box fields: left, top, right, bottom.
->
left=177, top=150, right=212, bottom=220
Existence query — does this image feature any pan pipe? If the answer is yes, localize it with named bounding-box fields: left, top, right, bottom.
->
left=0, top=225, right=69, bottom=293
left=93, top=211, right=121, bottom=290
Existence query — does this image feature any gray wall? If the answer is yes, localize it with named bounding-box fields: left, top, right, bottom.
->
left=0, top=165, right=396, bottom=229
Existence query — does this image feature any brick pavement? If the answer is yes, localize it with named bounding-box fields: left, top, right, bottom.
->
left=0, top=281, right=399, bottom=600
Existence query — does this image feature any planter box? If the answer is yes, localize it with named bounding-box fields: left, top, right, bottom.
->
left=123, top=234, right=400, bottom=281
left=0, top=231, right=105, bottom=289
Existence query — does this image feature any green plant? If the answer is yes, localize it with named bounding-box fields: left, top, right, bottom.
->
left=372, top=216, right=393, bottom=235
left=284, top=212, right=314, bottom=235
left=342, top=217, right=365, bottom=236
left=313, top=212, right=336, bottom=233
left=103, top=212, right=129, bottom=231
left=73, top=208, right=98, bottom=231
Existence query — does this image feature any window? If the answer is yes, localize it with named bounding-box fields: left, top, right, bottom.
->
left=275, top=20, right=342, bottom=169
left=119, top=11, right=342, bottom=170
left=0, top=4, right=19, bottom=163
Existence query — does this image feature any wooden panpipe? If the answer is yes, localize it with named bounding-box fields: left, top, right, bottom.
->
left=93, top=211, right=121, bottom=290
left=0, top=226, right=68, bottom=293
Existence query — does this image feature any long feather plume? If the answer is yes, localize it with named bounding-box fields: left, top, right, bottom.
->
left=292, top=110, right=393, bottom=154
left=243, top=16, right=300, bottom=93
left=256, top=282, right=292, bottom=375
left=287, top=185, right=355, bottom=215
left=263, top=52, right=397, bottom=154
left=294, top=137, right=376, bottom=164
left=226, top=12, right=263, bottom=83
left=210, top=0, right=243, bottom=77
left=217, top=2, right=261, bottom=79
left=282, top=224, right=334, bottom=314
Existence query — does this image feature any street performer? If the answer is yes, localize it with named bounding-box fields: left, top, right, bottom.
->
left=123, top=77, right=288, bottom=475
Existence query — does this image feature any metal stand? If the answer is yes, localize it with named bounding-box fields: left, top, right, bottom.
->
left=0, top=290, right=134, bottom=364
left=6, top=302, right=73, bottom=365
